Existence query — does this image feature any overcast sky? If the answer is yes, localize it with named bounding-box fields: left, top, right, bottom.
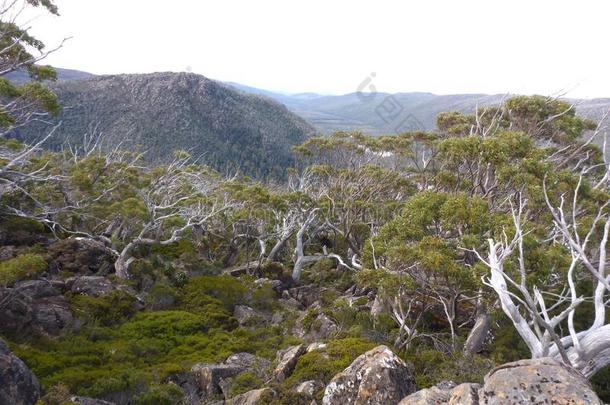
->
left=28, top=0, right=610, bottom=98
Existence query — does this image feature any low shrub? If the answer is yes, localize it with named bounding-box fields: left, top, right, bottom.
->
left=0, top=253, right=47, bottom=286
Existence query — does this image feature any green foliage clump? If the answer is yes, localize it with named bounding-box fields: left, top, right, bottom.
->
left=12, top=311, right=299, bottom=402
left=0, top=254, right=47, bottom=286
left=133, top=383, right=184, bottom=405
left=409, top=349, right=493, bottom=388
left=182, top=275, right=248, bottom=311
left=227, top=371, right=264, bottom=398
left=69, top=290, right=137, bottom=326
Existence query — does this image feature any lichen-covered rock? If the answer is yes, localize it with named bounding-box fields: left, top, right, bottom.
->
left=322, top=345, right=416, bottom=405
left=480, top=358, right=602, bottom=405
left=274, top=344, right=306, bottom=382
left=0, top=338, right=40, bottom=405
left=295, top=380, right=324, bottom=397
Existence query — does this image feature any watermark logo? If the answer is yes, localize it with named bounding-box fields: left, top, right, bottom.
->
left=357, top=73, right=424, bottom=134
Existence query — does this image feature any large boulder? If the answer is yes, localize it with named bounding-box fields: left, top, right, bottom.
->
left=0, top=339, right=41, bottom=405
left=322, top=345, right=416, bottom=405
left=399, top=357, right=603, bottom=405
left=480, top=358, right=602, bottom=405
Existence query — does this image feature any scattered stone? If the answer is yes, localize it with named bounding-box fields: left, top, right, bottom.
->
left=306, top=342, right=327, bottom=352
left=233, top=305, right=270, bottom=326
left=322, top=345, right=416, bottom=405
left=295, top=380, right=324, bottom=397
left=285, top=285, right=319, bottom=308
left=191, top=363, right=246, bottom=400
left=225, top=388, right=275, bottom=405
left=67, top=276, right=115, bottom=297
left=274, top=344, right=306, bottom=382
left=71, top=396, right=117, bottom=405
left=0, top=338, right=41, bottom=405
left=225, top=352, right=271, bottom=379
left=46, top=238, right=114, bottom=275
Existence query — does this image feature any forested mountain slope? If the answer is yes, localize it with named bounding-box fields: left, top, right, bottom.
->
left=12, top=72, right=315, bottom=179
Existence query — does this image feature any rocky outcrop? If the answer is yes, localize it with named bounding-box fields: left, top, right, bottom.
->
left=0, top=339, right=40, bottom=405
left=322, top=345, right=416, bottom=405
left=480, top=358, right=602, bottom=405
left=273, top=344, right=306, bottom=382
left=398, top=358, right=602, bottom=405
left=175, top=353, right=271, bottom=403
left=0, top=280, right=73, bottom=336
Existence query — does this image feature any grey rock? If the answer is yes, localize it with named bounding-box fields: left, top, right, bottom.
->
left=0, top=338, right=41, bottom=405
left=191, top=363, right=246, bottom=400
left=296, top=380, right=324, bottom=397
left=274, top=344, right=306, bottom=382
left=322, top=345, right=416, bottom=405
left=233, top=305, right=270, bottom=326
left=225, top=388, right=275, bottom=405
left=480, top=358, right=602, bottom=405
left=71, top=396, right=116, bottom=405
left=68, top=276, right=115, bottom=297
left=31, top=295, right=73, bottom=336
left=14, top=279, right=61, bottom=299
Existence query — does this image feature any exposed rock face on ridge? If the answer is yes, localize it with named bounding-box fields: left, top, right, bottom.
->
left=322, top=345, right=416, bottom=405
left=0, top=339, right=41, bottom=405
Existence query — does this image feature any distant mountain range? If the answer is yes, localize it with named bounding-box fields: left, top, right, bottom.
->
left=226, top=83, right=610, bottom=135
left=11, top=72, right=315, bottom=179
left=7, top=67, right=610, bottom=179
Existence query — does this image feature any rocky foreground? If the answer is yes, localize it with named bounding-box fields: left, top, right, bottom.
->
left=1, top=337, right=602, bottom=405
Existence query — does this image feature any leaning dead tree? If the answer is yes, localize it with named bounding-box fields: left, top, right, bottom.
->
left=474, top=191, right=610, bottom=378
